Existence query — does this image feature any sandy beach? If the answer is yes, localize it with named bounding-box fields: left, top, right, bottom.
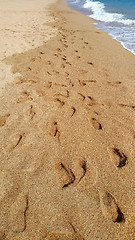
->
left=0, top=0, right=57, bottom=95
left=0, top=0, right=135, bottom=239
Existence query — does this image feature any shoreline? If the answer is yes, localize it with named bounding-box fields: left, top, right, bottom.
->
left=0, top=0, right=135, bottom=239
left=93, top=21, right=135, bottom=56
left=65, top=0, right=135, bottom=56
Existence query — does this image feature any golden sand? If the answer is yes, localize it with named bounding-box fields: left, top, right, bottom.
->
left=0, top=0, right=135, bottom=239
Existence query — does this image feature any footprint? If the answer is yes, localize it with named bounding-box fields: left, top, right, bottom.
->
left=24, top=105, right=36, bottom=120
left=54, top=83, right=67, bottom=87
left=87, top=96, right=96, bottom=106
left=61, top=64, right=65, bottom=69
left=56, top=162, right=75, bottom=189
left=0, top=114, right=10, bottom=127
left=71, top=107, right=76, bottom=117
left=47, top=121, right=58, bottom=136
left=69, top=80, right=74, bottom=87
left=54, top=98, right=65, bottom=107
left=54, top=90, right=69, bottom=98
left=45, top=61, right=51, bottom=65
left=47, top=71, right=52, bottom=76
left=79, top=80, right=86, bottom=86
left=73, top=159, right=86, bottom=183
left=80, top=80, right=96, bottom=85
left=62, top=57, right=66, bottom=61
left=119, top=104, right=135, bottom=110
left=109, top=148, right=128, bottom=168
left=86, top=80, right=96, bottom=82
left=64, top=44, right=68, bottom=48
left=65, top=61, right=71, bottom=66
left=87, top=62, right=93, bottom=65
left=94, top=111, right=99, bottom=116
left=27, top=67, right=31, bottom=71
left=78, top=69, right=88, bottom=74
left=107, top=81, right=122, bottom=86
left=47, top=121, right=61, bottom=143
left=14, top=135, right=23, bottom=148
left=56, top=48, right=62, bottom=52
left=6, top=133, right=24, bottom=151
left=39, top=51, right=45, bottom=55
left=90, top=118, right=102, bottom=130
left=30, top=58, right=36, bottom=62
left=0, top=230, right=6, bottom=240
left=43, top=232, right=83, bottom=240
left=78, top=93, right=85, bottom=101
left=16, top=79, right=36, bottom=85
left=17, top=91, right=33, bottom=103
left=86, top=80, right=96, bottom=83
left=9, top=193, right=28, bottom=233
left=46, top=82, right=52, bottom=89
left=53, top=70, right=59, bottom=75
left=65, top=72, right=69, bottom=77
left=99, top=190, right=124, bottom=223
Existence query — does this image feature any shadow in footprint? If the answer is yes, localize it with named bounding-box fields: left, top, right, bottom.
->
left=9, top=193, right=28, bottom=233
left=79, top=80, right=86, bottom=86
left=0, top=114, right=10, bottom=127
left=78, top=93, right=85, bottom=101
left=71, top=107, right=76, bottom=117
left=25, top=105, right=36, bottom=120
left=16, top=78, right=36, bottom=85
left=110, top=148, right=128, bottom=168
left=87, top=62, right=93, bottom=66
left=119, top=104, right=135, bottom=110
left=73, top=159, right=87, bottom=184
left=47, top=121, right=60, bottom=143
left=46, top=82, right=52, bottom=89
left=56, top=162, right=75, bottom=189
left=54, top=98, right=65, bottom=107
left=8, top=133, right=24, bottom=151
left=107, top=81, right=122, bottom=86
left=90, top=118, right=102, bottom=130
left=43, top=231, right=84, bottom=240
left=99, top=190, right=125, bottom=223
left=54, top=90, right=69, bottom=98
left=87, top=96, right=97, bottom=106
left=17, top=91, right=33, bottom=103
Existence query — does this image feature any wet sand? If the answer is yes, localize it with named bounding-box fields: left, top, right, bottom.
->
left=0, top=0, right=135, bottom=239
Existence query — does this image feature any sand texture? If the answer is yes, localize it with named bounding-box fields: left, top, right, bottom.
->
left=0, top=0, right=57, bottom=96
left=0, top=0, right=135, bottom=239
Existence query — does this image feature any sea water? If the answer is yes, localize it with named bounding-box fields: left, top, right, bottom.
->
left=66, top=0, right=135, bottom=55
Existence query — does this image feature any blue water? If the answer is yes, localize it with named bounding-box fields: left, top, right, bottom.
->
left=98, top=0, right=135, bottom=20
left=66, top=0, right=135, bottom=55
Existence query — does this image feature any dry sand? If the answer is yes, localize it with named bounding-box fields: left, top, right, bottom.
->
left=0, top=0, right=57, bottom=95
left=0, top=0, right=135, bottom=239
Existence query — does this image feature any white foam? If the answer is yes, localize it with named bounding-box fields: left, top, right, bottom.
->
left=69, top=0, right=135, bottom=55
left=82, top=0, right=135, bottom=55
left=110, top=33, right=135, bottom=55
left=83, top=0, right=135, bottom=25
left=109, top=31, right=135, bottom=55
